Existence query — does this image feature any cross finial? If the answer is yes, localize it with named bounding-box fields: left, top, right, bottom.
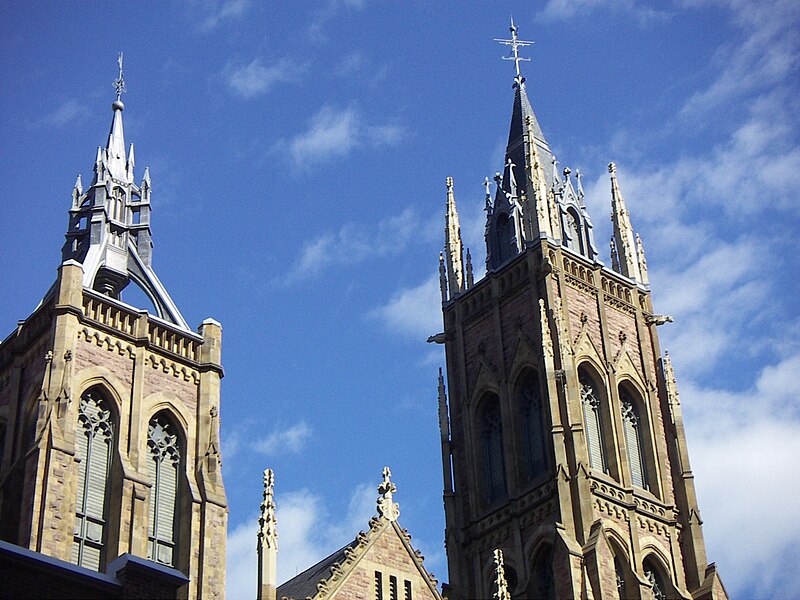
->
left=494, top=17, right=534, bottom=86
left=114, top=52, right=127, bottom=101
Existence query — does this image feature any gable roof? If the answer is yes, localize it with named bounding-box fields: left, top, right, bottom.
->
left=277, top=517, right=442, bottom=600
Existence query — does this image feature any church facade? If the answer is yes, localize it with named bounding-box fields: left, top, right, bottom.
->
left=433, top=23, right=728, bottom=600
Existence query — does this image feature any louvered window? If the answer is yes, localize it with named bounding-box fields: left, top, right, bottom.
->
left=521, top=375, right=547, bottom=479
left=621, top=393, right=648, bottom=490
left=72, top=389, right=113, bottom=571
left=580, top=373, right=607, bottom=473
left=147, top=416, right=181, bottom=567
left=482, top=399, right=506, bottom=502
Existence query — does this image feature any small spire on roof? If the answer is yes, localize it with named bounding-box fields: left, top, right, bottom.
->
left=377, top=466, right=400, bottom=521
left=495, top=17, right=534, bottom=87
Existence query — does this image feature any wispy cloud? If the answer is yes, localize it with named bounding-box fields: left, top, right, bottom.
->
left=192, top=0, right=251, bottom=33
left=309, top=0, right=368, bottom=38
left=253, top=421, right=312, bottom=455
left=369, top=275, right=442, bottom=340
left=225, top=58, right=294, bottom=99
left=287, top=207, right=425, bottom=282
left=287, top=105, right=404, bottom=169
left=35, top=99, right=90, bottom=127
left=536, top=0, right=670, bottom=24
left=226, top=480, right=378, bottom=598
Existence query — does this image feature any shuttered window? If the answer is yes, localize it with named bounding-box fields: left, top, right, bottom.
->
left=579, top=372, right=607, bottom=473
left=147, top=416, right=181, bottom=567
left=482, top=398, right=506, bottom=502
left=621, top=393, right=648, bottom=490
left=72, top=390, right=113, bottom=571
left=521, top=374, right=547, bottom=479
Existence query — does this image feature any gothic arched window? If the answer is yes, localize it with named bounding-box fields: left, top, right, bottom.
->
left=579, top=369, right=608, bottom=474
left=530, top=545, right=556, bottom=600
left=614, top=556, right=628, bottom=600
left=519, top=373, right=548, bottom=480
left=495, top=213, right=517, bottom=265
left=147, top=414, right=181, bottom=567
left=644, top=557, right=668, bottom=600
left=621, top=389, right=649, bottom=490
left=72, top=388, right=114, bottom=571
left=563, top=208, right=583, bottom=254
left=481, top=396, right=506, bottom=502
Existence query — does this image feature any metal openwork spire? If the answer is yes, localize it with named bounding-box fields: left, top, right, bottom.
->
left=113, top=52, right=126, bottom=102
left=494, top=17, right=534, bottom=86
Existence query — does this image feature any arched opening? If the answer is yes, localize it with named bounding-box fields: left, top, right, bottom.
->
left=147, top=412, right=183, bottom=567
left=563, top=207, right=584, bottom=255
left=528, top=544, right=556, bottom=600
left=495, top=213, right=517, bottom=265
left=72, top=386, right=115, bottom=571
left=578, top=367, right=609, bottom=475
left=620, top=385, right=650, bottom=491
left=479, top=394, right=506, bottom=504
left=517, top=371, right=548, bottom=482
left=643, top=556, right=669, bottom=600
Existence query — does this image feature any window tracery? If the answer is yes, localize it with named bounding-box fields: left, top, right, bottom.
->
left=147, top=415, right=181, bottom=567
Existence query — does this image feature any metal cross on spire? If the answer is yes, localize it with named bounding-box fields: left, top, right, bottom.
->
left=494, top=17, right=534, bottom=85
left=113, top=52, right=126, bottom=101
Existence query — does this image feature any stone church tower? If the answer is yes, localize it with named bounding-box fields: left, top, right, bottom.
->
left=0, top=59, right=227, bottom=598
left=434, top=24, right=727, bottom=600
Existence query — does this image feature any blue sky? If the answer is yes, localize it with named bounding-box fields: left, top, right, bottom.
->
left=1, top=1, right=798, bottom=598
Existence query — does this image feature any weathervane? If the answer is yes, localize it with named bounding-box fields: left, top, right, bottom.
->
left=113, top=52, right=126, bottom=101
left=494, top=17, right=533, bottom=85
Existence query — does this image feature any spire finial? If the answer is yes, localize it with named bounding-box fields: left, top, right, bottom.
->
left=494, top=18, right=534, bottom=86
left=113, top=52, right=126, bottom=105
left=377, top=466, right=399, bottom=521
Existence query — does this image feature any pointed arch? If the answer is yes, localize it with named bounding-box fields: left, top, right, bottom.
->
left=514, top=369, right=549, bottom=482
left=147, top=410, right=183, bottom=567
left=578, top=365, right=609, bottom=475
left=563, top=207, right=584, bottom=255
left=72, top=385, right=115, bottom=571
left=528, top=543, right=556, bottom=600
left=643, top=554, right=671, bottom=600
left=617, top=378, right=659, bottom=496
left=477, top=393, right=507, bottom=503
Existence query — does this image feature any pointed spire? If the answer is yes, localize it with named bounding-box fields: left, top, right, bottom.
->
left=437, top=368, right=450, bottom=442
left=445, top=177, right=465, bottom=297
left=663, top=351, right=681, bottom=407
left=377, top=466, right=400, bottom=521
left=636, top=233, right=649, bottom=285
left=126, top=143, right=135, bottom=181
left=257, top=468, right=278, bottom=600
left=438, top=252, right=448, bottom=302
left=609, top=162, right=642, bottom=282
left=465, top=248, right=474, bottom=288
left=610, top=237, right=621, bottom=272
left=493, top=549, right=512, bottom=600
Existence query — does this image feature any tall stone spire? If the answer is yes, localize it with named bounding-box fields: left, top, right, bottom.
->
left=61, top=55, right=189, bottom=329
left=445, top=177, right=465, bottom=298
left=609, top=162, right=643, bottom=283
left=257, top=468, right=278, bottom=600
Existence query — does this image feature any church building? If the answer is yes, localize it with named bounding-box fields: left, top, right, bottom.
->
left=0, top=57, right=227, bottom=599
left=433, top=22, right=728, bottom=600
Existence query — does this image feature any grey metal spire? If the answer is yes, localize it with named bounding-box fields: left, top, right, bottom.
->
left=61, top=56, right=189, bottom=330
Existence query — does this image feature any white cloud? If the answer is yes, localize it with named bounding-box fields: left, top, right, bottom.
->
left=225, top=58, right=293, bottom=99
left=226, top=482, right=378, bottom=599
left=537, top=0, right=670, bottom=24
left=287, top=207, right=424, bottom=281
left=36, top=99, right=90, bottom=127
left=678, top=353, right=800, bottom=598
left=287, top=106, right=404, bottom=168
left=369, top=275, right=443, bottom=340
left=193, top=0, right=250, bottom=32
left=253, top=421, right=312, bottom=455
